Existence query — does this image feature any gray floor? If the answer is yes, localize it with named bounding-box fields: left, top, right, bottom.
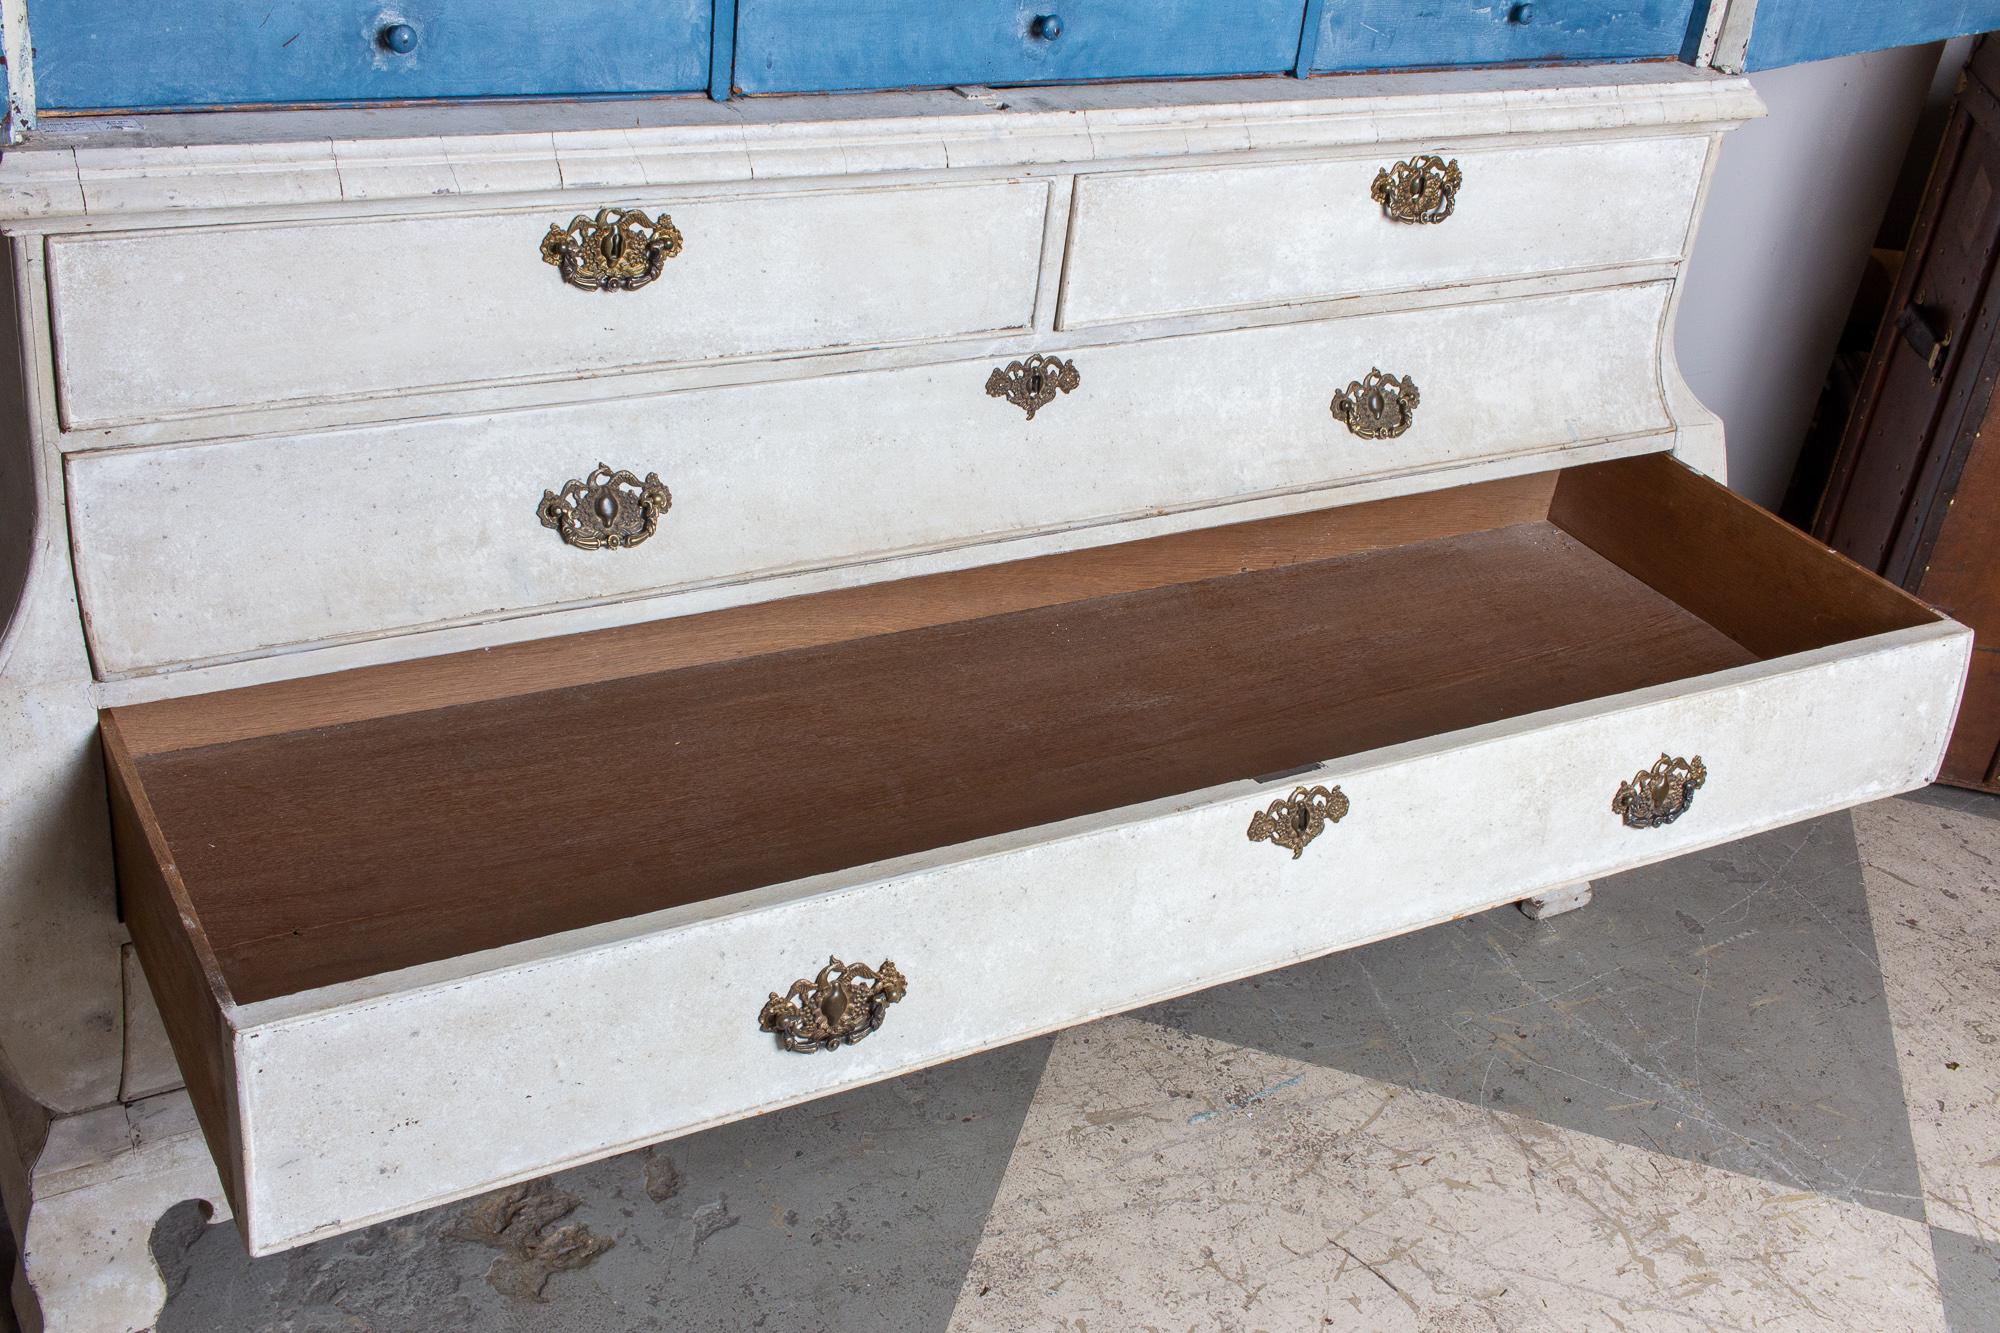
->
left=38, top=787, right=2000, bottom=1329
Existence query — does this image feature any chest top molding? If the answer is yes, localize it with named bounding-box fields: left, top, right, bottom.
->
left=0, top=64, right=1759, bottom=224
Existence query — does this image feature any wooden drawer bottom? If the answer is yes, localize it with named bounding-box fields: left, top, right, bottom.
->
left=105, top=454, right=1969, bottom=1253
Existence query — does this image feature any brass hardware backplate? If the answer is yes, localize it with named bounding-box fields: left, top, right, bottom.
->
left=1247, top=784, right=1350, bottom=858
left=1331, top=368, right=1420, bottom=439
left=537, top=462, right=672, bottom=550
left=986, top=353, right=1080, bottom=420
left=1612, top=754, right=1707, bottom=829
left=540, top=207, right=684, bottom=292
left=1372, top=154, right=1462, bottom=224
left=759, top=957, right=908, bottom=1053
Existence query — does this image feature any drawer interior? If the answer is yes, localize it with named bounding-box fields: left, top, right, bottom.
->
left=105, top=454, right=1940, bottom=1012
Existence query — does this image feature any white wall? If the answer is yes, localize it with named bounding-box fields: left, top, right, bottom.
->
left=1677, top=42, right=1960, bottom=507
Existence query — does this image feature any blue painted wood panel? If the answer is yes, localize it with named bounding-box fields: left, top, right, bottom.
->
left=1745, top=0, right=2000, bottom=71
left=1310, top=0, right=1699, bottom=72
left=32, top=0, right=712, bottom=111
left=731, top=0, right=1311, bottom=94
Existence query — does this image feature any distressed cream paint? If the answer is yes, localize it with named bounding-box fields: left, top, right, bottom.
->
left=7, top=62, right=1938, bottom=1333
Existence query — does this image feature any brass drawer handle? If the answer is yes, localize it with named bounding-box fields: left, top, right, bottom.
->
left=760, top=957, right=908, bottom=1053
left=1613, top=754, right=1707, bottom=829
left=1372, top=154, right=1461, bottom=224
left=540, top=207, right=684, bottom=292
left=1247, top=784, right=1349, bottom=858
left=986, top=353, right=1080, bottom=420
left=1331, top=368, right=1419, bottom=439
left=537, top=463, right=672, bottom=550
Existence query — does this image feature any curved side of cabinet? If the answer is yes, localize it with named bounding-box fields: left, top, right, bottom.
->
left=0, top=238, right=127, bottom=1123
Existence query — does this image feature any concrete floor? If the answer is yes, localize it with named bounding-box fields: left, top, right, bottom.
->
left=27, top=785, right=2000, bottom=1330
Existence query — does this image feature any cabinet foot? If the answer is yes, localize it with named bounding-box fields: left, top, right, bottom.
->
left=15, top=1091, right=226, bottom=1333
left=1519, top=880, right=1594, bottom=920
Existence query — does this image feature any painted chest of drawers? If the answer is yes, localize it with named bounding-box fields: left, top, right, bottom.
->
left=0, top=62, right=1972, bottom=1331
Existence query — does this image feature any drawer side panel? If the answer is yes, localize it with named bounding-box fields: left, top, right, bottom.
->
left=232, top=624, right=1968, bottom=1253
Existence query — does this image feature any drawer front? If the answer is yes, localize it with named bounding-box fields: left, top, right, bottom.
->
left=32, top=0, right=712, bottom=111
left=1310, top=0, right=1700, bottom=73
left=228, top=621, right=1967, bottom=1252
left=48, top=179, right=1049, bottom=428
left=68, top=284, right=1673, bottom=675
left=731, top=0, right=1309, bottom=94
left=1060, top=136, right=1707, bottom=328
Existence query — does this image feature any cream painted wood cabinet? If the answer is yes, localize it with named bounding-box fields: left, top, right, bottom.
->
left=0, top=66, right=1970, bottom=1331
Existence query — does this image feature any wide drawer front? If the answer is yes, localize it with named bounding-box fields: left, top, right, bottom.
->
left=47, top=179, right=1049, bottom=429
left=31, top=0, right=713, bottom=111
left=731, top=0, right=1309, bottom=94
left=1060, top=136, right=1708, bottom=327
left=194, top=605, right=1969, bottom=1253
left=68, top=284, right=1673, bottom=675
left=107, top=454, right=1967, bottom=1253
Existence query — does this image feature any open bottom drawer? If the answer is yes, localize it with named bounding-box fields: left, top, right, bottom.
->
left=105, top=454, right=1970, bottom=1254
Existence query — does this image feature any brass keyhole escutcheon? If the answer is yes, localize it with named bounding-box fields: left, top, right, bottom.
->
left=1612, top=754, right=1707, bottom=829
left=1247, top=785, right=1350, bottom=858
left=537, top=462, right=672, bottom=551
left=540, top=207, right=684, bottom=292
left=759, top=957, right=907, bottom=1054
left=1331, top=369, right=1420, bottom=440
left=986, top=353, right=1080, bottom=420
left=1371, top=154, right=1462, bottom=224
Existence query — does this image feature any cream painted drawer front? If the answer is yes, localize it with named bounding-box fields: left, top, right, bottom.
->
left=68, top=283, right=1673, bottom=675
left=224, top=620, right=1966, bottom=1253
left=46, top=178, right=1050, bottom=429
left=1060, top=136, right=1708, bottom=327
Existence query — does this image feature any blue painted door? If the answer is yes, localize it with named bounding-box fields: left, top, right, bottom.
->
left=1745, top=0, right=2000, bottom=70
left=1309, top=0, right=1699, bottom=73
left=730, top=0, right=1312, bottom=94
left=31, top=0, right=713, bottom=111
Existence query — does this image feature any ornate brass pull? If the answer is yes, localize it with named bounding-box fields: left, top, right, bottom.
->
left=1372, top=154, right=1462, bottom=224
left=759, top=957, right=908, bottom=1053
left=540, top=207, right=684, bottom=292
left=1612, top=754, right=1707, bottom=829
left=1331, top=368, right=1420, bottom=439
left=537, top=463, right=672, bottom=550
left=986, top=353, right=1080, bottom=420
left=1247, top=785, right=1349, bottom=859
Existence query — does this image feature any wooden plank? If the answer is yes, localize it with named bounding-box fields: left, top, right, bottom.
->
left=31, top=0, right=712, bottom=111
left=1310, top=0, right=1698, bottom=73
left=1550, top=453, right=1940, bottom=660
left=110, top=472, right=1559, bottom=758
left=133, top=519, right=1752, bottom=1003
left=731, top=0, right=1306, bottom=94
left=100, top=714, right=245, bottom=1218
left=1745, top=0, right=2000, bottom=72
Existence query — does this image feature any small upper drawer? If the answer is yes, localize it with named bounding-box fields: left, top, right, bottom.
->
left=47, top=180, right=1049, bottom=429
left=31, top=0, right=712, bottom=111
left=1059, top=136, right=1708, bottom=328
left=731, top=0, right=1309, bottom=93
left=1310, top=0, right=1699, bottom=73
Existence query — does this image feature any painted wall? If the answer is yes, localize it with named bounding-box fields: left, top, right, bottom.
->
left=1678, top=41, right=1966, bottom=507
